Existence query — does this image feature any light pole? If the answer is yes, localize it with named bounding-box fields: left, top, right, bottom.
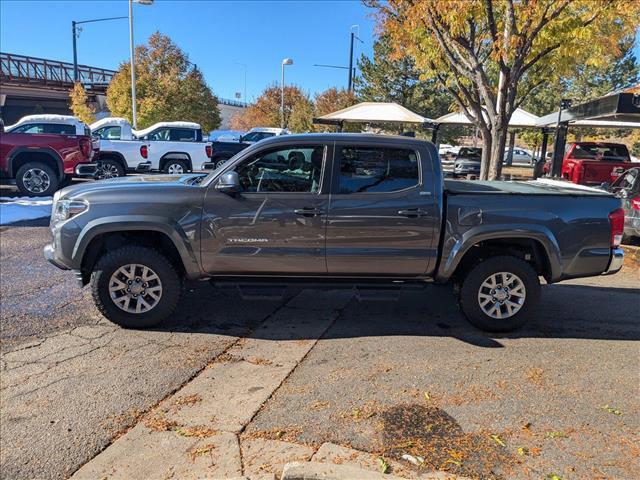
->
left=129, top=0, right=154, bottom=129
left=72, top=16, right=128, bottom=82
left=281, top=58, right=293, bottom=128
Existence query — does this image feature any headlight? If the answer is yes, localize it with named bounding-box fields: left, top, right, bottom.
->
left=52, top=199, right=88, bottom=224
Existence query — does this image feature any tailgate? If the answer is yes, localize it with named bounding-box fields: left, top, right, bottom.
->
left=574, top=160, right=629, bottom=184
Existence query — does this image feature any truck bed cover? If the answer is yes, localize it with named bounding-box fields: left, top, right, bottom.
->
left=444, top=179, right=612, bottom=196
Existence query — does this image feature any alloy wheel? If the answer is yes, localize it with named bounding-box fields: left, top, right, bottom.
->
left=108, top=263, right=163, bottom=314
left=22, top=168, right=51, bottom=194
left=477, top=271, right=526, bottom=319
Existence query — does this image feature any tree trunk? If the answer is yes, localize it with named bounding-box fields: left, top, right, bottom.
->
left=479, top=129, right=493, bottom=180
left=488, top=124, right=509, bottom=180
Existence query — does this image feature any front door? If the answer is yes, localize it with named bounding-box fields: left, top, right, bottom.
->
left=326, top=142, right=439, bottom=276
left=201, top=143, right=330, bottom=275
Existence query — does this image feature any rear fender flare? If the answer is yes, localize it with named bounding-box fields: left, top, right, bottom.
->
left=435, top=224, right=562, bottom=283
left=160, top=153, right=192, bottom=171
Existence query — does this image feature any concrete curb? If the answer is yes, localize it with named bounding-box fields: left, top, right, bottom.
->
left=282, top=461, right=408, bottom=480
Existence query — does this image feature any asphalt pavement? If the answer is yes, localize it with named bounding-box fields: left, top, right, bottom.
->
left=1, top=219, right=638, bottom=479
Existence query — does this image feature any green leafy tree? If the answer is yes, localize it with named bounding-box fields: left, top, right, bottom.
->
left=369, top=0, right=639, bottom=179
left=106, top=32, right=220, bottom=131
left=69, top=82, right=96, bottom=124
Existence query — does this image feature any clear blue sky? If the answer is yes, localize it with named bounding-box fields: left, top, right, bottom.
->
left=0, top=0, right=376, bottom=102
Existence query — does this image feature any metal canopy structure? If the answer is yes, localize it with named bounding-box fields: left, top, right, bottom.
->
left=538, top=92, right=640, bottom=177
left=313, top=102, right=434, bottom=130
left=435, top=107, right=540, bottom=128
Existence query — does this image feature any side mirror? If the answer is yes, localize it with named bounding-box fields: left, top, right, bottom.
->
left=215, top=171, right=241, bottom=194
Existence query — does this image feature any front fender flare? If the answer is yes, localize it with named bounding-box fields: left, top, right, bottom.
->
left=435, top=224, right=563, bottom=283
left=72, top=216, right=202, bottom=279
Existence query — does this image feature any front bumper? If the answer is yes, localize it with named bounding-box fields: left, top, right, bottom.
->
left=75, top=163, right=98, bottom=177
left=44, top=243, right=69, bottom=270
left=602, top=248, right=624, bottom=275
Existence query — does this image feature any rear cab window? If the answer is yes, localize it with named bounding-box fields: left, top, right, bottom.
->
left=336, top=146, right=420, bottom=194
left=10, top=123, right=75, bottom=135
left=570, top=144, right=630, bottom=161
left=170, top=128, right=196, bottom=142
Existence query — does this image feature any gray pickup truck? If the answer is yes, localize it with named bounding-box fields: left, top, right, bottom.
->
left=44, top=134, right=625, bottom=332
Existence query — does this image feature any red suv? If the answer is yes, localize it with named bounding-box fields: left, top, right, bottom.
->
left=543, top=142, right=631, bottom=186
left=0, top=115, right=98, bottom=196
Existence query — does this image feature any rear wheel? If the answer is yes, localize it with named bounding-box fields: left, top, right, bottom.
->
left=459, top=255, right=540, bottom=332
left=214, top=156, right=231, bottom=169
left=90, top=245, right=183, bottom=328
left=96, top=158, right=125, bottom=179
left=163, top=160, right=188, bottom=174
left=15, top=162, right=59, bottom=197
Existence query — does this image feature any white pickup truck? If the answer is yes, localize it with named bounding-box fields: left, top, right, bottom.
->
left=90, top=118, right=213, bottom=177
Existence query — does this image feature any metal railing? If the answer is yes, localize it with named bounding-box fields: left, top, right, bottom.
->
left=0, top=52, right=116, bottom=91
left=218, top=97, right=248, bottom=107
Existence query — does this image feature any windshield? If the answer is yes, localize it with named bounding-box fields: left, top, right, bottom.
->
left=243, top=131, right=275, bottom=142
left=458, top=147, right=482, bottom=158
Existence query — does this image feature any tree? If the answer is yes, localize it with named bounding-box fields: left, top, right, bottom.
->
left=106, top=32, right=220, bottom=131
left=69, top=82, right=96, bottom=124
left=369, top=0, right=639, bottom=179
left=230, top=84, right=313, bottom=132
left=313, top=87, right=357, bottom=132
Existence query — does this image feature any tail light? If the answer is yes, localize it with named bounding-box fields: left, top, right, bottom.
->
left=631, top=196, right=640, bottom=211
left=79, top=138, right=92, bottom=158
left=140, top=145, right=148, bottom=159
left=608, top=208, right=625, bottom=247
left=205, top=145, right=212, bottom=158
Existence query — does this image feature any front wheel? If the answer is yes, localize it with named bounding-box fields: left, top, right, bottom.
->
left=96, top=159, right=125, bottom=179
left=459, top=255, right=540, bottom=332
left=90, top=246, right=183, bottom=328
left=15, top=162, right=59, bottom=197
left=163, top=160, right=188, bottom=174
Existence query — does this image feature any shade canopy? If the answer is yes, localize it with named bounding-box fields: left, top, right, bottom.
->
left=536, top=93, right=640, bottom=128
left=313, top=102, right=433, bottom=125
left=435, top=107, right=540, bottom=128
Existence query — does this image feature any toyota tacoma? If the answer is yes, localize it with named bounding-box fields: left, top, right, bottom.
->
left=44, top=134, right=625, bottom=332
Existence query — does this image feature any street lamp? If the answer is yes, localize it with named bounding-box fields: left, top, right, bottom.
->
left=129, top=0, right=154, bottom=129
left=281, top=58, right=293, bottom=128
left=72, top=16, right=128, bottom=82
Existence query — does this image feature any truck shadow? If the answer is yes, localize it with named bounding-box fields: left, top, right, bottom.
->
left=155, top=282, right=640, bottom=348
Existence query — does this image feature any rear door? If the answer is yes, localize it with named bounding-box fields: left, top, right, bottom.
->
left=326, top=140, right=439, bottom=276
left=201, top=141, right=331, bottom=275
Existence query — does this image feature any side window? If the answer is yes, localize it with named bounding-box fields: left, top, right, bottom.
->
left=44, top=124, right=75, bottom=135
left=11, top=123, right=45, bottom=134
left=337, top=146, right=419, bottom=194
left=95, top=126, right=122, bottom=140
left=148, top=128, right=170, bottom=141
left=233, top=145, right=325, bottom=193
left=170, top=128, right=196, bottom=142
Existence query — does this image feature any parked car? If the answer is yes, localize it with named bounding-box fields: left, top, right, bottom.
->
left=45, top=134, right=624, bottom=333
left=605, top=167, right=640, bottom=242
left=90, top=118, right=213, bottom=175
left=90, top=117, right=150, bottom=178
left=504, top=148, right=535, bottom=166
left=543, top=142, right=632, bottom=185
left=5, top=114, right=91, bottom=136
left=207, top=127, right=289, bottom=169
left=453, top=147, right=482, bottom=177
left=1, top=115, right=97, bottom=196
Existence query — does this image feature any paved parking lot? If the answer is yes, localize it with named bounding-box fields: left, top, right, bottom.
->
left=1, top=219, right=638, bottom=479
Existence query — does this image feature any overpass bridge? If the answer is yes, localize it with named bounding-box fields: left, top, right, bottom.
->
left=0, top=52, right=116, bottom=123
left=0, top=52, right=246, bottom=127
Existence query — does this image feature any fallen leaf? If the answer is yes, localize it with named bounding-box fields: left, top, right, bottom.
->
left=517, top=447, right=528, bottom=456
left=424, top=391, right=431, bottom=401
left=490, top=434, right=506, bottom=447
left=521, top=422, right=532, bottom=431
left=546, top=474, right=563, bottom=480
left=547, top=431, right=568, bottom=439
left=600, top=405, right=623, bottom=416
left=401, top=453, right=424, bottom=466
left=378, top=457, right=390, bottom=474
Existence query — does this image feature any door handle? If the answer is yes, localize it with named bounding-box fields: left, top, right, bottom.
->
left=294, top=207, right=324, bottom=217
left=397, top=208, right=427, bottom=218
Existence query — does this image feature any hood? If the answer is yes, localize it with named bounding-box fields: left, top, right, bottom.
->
left=57, top=173, right=207, bottom=200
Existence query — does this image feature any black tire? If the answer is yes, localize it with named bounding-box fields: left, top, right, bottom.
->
left=459, top=255, right=540, bottom=332
left=96, top=158, right=125, bottom=179
left=163, top=159, right=188, bottom=174
left=90, top=245, right=183, bottom=328
left=15, top=162, right=59, bottom=197
left=214, top=156, right=231, bottom=169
